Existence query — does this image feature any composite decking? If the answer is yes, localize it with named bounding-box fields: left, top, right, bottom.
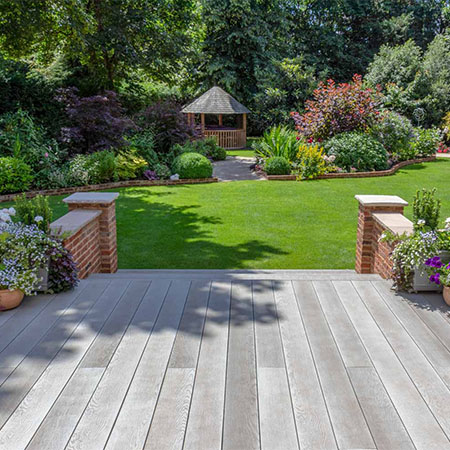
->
left=1, top=270, right=450, bottom=449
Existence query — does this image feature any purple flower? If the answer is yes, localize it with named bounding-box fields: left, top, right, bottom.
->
left=429, top=273, right=441, bottom=285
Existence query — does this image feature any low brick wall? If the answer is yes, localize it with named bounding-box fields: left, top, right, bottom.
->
left=50, top=192, right=119, bottom=279
left=355, top=195, right=413, bottom=279
left=0, top=177, right=218, bottom=203
left=266, top=156, right=436, bottom=181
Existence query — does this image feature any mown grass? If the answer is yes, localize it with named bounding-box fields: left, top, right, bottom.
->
left=13, top=159, right=450, bottom=269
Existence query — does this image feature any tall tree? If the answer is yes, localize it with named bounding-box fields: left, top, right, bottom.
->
left=0, top=0, right=196, bottom=89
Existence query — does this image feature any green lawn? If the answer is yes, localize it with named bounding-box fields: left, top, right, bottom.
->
left=226, top=149, right=256, bottom=157
left=17, top=159, right=450, bottom=269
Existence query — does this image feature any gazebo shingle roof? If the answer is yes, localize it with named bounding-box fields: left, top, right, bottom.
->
left=181, top=86, right=250, bottom=115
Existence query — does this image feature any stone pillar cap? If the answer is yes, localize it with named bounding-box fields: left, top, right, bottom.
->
left=63, top=192, right=119, bottom=204
left=355, top=195, right=408, bottom=207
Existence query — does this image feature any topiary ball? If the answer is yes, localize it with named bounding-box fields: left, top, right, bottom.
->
left=265, top=156, right=291, bottom=175
left=172, top=152, right=213, bottom=179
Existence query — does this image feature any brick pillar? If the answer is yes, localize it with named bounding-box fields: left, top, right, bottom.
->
left=63, top=192, right=119, bottom=273
left=355, top=195, right=408, bottom=274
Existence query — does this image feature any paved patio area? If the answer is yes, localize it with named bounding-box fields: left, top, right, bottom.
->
left=213, top=156, right=264, bottom=181
left=1, top=270, right=450, bottom=449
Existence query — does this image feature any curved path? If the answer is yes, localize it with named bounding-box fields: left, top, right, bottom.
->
left=213, top=156, right=265, bottom=181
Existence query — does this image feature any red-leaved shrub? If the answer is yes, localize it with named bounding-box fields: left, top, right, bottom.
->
left=290, top=75, right=382, bottom=141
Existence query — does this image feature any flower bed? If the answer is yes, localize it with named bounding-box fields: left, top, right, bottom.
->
left=266, top=156, right=436, bottom=180
left=0, top=177, right=219, bottom=203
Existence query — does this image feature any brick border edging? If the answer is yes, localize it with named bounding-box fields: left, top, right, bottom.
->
left=266, top=156, right=437, bottom=181
left=0, top=177, right=219, bottom=203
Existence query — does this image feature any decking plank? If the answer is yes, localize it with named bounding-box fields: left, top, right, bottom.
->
left=183, top=281, right=231, bottom=450
left=273, top=281, right=337, bottom=450
left=0, top=280, right=112, bottom=429
left=104, top=280, right=189, bottom=450
left=168, top=280, right=211, bottom=368
left=335, top=280, right=450, bottom=450
left=0, top=279, right=126, bottom=448
left=253, top=281, right=284, bottom=368
left=292, top=280, right=375, bottom=450
left=349, top=367, right=415, bottom=450
left=143, top=368, right=195, bottom=450
left=222, top=281, right=260, bottom=450
left=64, top=280, right=169, bottom=450
left=80, top=280, right=151, bottom=368
left=313, top=280, right=371, bottom=367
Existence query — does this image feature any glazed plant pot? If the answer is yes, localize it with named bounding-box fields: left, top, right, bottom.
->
left=0, top=289, right=25, bottom=311
left=444, top=286, right=450, bottom=307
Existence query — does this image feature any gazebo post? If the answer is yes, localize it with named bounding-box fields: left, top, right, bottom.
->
left=201, top=113, right=205, bottom=134
left=243, top=113, right=247, bottom=132
left=218, top=114, right=223, bottom=126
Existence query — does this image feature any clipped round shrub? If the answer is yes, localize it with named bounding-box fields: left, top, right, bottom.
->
left=324, top=132, right=388, bottom=172
left=265, top=156, right=291, bottom=175
left=172, top=152, right=213, bottom=179
left=208, top=145, right=227, bottom=161
left=0, top=157, right=33, bottom=194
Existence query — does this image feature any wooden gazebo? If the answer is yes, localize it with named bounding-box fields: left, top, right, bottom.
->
left=182, top=86, right=250, bottom=149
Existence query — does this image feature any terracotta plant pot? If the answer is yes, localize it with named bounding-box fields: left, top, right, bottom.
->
left=444, top=286, right=450, bottom=307
left=0, top=289, right=25, bottom=311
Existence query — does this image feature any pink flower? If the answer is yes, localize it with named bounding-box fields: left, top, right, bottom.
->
left=44, top=152, right=49, bottom=158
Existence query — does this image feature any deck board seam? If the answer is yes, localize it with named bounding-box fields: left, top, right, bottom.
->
left=350, top=280, right=448, bottom=446
left=252, top=281, right=262, bottom=450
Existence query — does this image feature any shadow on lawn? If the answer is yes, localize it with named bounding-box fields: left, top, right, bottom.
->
left=116, top=187, right=288, bottom=269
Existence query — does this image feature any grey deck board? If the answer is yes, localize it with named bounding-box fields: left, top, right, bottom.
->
left=183, top=281, right=231, bottom=450
left=273, top=281, right=337, bottom=450
left=223, top=281, right=260, bottom=450
left=293, top=280, right=375, bottom=450
left=1, top=271, right=450, bottom=450
left=336, top=280, right=450, bottom=450
left=348, top=367, right=415, bottom=450
left=104, top=280, right=189, bottom=450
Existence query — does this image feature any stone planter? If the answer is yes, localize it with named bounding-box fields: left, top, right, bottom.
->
left=0, top=289, right=24, bottom=311
left=413, top=250, right=450, bottom=292
left=444, top=286, right=450, bottom=306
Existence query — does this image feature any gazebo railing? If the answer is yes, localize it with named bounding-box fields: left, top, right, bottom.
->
left=204, top=129, right=246, bottom=149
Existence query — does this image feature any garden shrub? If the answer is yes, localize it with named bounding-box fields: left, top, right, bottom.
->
left=66, top=155, right=93, bottom=186
left=137, top=101, right=198, bottom=154
left=370, top=111, right=414, bottom=158
left=253, top=125, right=299, bottom=162
left=413, top=188, right=441, bottom=231
left=409, top=127, right=441, bottom=157
left=88, top=150, right=118, bottom=183
left=115, top=149, right=148, bottom=180
left=324, top=132, right=388, bottom=172
left=172, top=138, right=226, bottom=161
left=291, top=75, right=381, bottom=141
left=14, top=194, right=52, bottom=233
left=0, top=157, right=33, bottom=193
left=154, top=162, right=171, bottom=179
left=442, top=112, right=450, bottom=143
left=294, top=143, right=326, bottom=179
left=172, top=152, right=213, bottom=179
left=56, top=88, right=136, bottom=154
left=265, top=156, right=291, bottom=175
left=129, top=129, right=159, bottom=166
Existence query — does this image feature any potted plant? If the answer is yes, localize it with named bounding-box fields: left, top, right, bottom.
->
left=425, top=256, right=450, bottom=305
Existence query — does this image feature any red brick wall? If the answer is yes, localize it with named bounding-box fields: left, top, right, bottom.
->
left=63, top=216, right=102, bottom=279
left=372, top=220, right=397, bottom=279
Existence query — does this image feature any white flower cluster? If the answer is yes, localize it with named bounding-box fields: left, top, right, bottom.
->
left=0, top=207, right=15, bottom=223
left=322, top=154, right=336, bottom=164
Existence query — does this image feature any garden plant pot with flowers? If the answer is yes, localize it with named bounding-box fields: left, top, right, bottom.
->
left=425, top=256, right=450, bottom=306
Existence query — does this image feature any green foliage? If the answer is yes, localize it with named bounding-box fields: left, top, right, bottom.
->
left=88, top=151, right=118, bottom=183
left=294, top=143, right=326, bottom=180
left=253, top=125, right=299, bottom=161
left=0, top=157, right=33, bottom=193
left=324, top=132, right=388, bottom=172
left=129, top=130, right=159, bottom=166
left=115, top=149, right=148, bottom=180
left=265, top=156, right=291, bottom=175
left=173, top=138, right=226, bottom=161
left=409, top=128, right=441, bottom=157
left=172, top=152, right=213, bottom=179
left=370, top=111, right=415, bottom=158
left=14, top=194, right=52, bottom=233
left=413, top=188, right=441, bottom=231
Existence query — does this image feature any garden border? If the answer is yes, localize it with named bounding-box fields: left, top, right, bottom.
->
left=0, top=177, right=219, bottom=203
left=265, top=156, right=437, bottom=181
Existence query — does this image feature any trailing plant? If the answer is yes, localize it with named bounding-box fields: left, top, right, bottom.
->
left=253, top=125, right=299, bottom=162
left=412, top=188, right=441, bottom=231
left=0, top=157, right=33, bottom=194
left=323, top=132, right=388, bottom=172
left=424, top=255, right=450, bottom=287
left=291, top=75, right=382, bottom=141
left=293, top=143, right=326, bottom=180
left=265, top=156, right=291, bottom=175
left=14, top=195, right=52, bottom=233
left=47, top=242, right=79, bottom=293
